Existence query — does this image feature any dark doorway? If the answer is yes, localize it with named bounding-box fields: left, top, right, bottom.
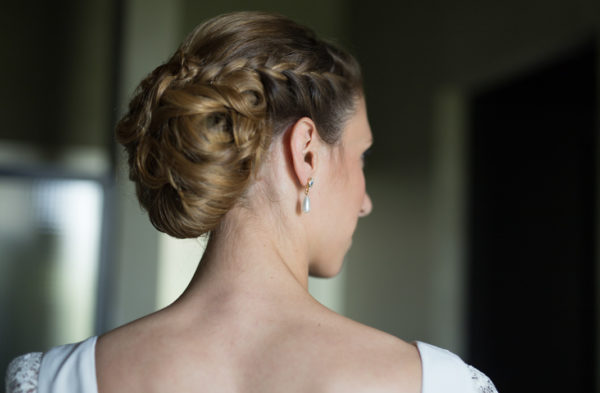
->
left=467, top=40, right=597, bottom=392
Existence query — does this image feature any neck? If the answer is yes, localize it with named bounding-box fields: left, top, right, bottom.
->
left=181, top=206, right=311, bottom=304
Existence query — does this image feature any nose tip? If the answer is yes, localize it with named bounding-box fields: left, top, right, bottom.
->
left=359, top=192, right=372, bottom=217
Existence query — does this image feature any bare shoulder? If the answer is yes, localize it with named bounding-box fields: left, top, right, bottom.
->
left=299, top=306, right=422, bottom=393
left=95, top=311, right=181, bottom=393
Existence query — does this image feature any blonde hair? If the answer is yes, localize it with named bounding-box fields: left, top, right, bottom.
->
left=116, top=11, right=363, bottom=238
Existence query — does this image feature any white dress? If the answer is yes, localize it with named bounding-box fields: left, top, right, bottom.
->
left=416, top=342, right=498, bottom=393
left=5, top=337, right=498, bottom=393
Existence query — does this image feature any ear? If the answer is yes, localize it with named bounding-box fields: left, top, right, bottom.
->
left=288, top=117, right=320, bottom=188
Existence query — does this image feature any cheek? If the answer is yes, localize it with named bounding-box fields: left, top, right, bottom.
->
left=323, top=155, right=364, bottom=213
left=336, top=168, right=365, bottom=224
left=353, top=165, right=367, bottom=202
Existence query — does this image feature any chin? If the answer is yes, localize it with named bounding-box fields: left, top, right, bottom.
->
left=308, top=256, right=346, bottom=278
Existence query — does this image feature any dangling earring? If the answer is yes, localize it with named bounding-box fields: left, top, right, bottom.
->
left=302, top=177, right=314, bottom=213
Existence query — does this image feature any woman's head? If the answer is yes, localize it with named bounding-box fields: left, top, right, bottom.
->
left=116, top=11, right=363, bottom=239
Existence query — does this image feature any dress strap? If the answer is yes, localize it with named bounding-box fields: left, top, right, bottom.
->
left=37, top=336, right=98, bottom=393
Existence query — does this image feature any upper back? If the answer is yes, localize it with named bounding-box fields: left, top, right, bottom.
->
left=5, top=306, right=498, bottom=393
left=95, top=299, right=421, bottom=393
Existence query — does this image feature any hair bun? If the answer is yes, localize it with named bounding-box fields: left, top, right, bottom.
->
left=117, top=55, right=269, bottom=238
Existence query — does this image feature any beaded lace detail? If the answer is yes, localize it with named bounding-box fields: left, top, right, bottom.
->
left=469, top=365, right=499, bottom=393
left=5, top=353, right=42, bottom=393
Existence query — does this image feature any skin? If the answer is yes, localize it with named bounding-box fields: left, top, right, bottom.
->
left=95, top=97, right=422, bottom=393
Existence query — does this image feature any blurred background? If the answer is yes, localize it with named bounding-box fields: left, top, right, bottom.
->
left=1, top=0, right=599, bottom=392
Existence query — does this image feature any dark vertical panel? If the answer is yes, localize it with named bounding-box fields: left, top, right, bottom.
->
left=1, top=2, right=75, bottom=149
left=468, top=41, right=596, bottom=392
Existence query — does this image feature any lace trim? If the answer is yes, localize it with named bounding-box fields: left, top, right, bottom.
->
left=469, top=365, right=498, bottom=393
left=5, top=352, right=42, bottom=393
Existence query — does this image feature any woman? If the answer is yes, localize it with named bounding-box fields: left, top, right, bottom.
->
left=6, top=11, right=497, bottom=393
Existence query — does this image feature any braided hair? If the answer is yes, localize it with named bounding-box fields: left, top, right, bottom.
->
left=116, top=11, right=363, bottom=238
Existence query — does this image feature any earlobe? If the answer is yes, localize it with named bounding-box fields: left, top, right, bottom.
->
left=288, top=117, right=319, bottom=187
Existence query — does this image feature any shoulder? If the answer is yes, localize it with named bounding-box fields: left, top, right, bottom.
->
left=6, top=352, right=43, bottom=393
left=296, top=309, right=423, bottom=392
left=416, top=341, right=498, bottom=393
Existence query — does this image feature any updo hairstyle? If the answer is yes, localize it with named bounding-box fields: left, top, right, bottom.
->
left=116, top=11, right=363, bottom=238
